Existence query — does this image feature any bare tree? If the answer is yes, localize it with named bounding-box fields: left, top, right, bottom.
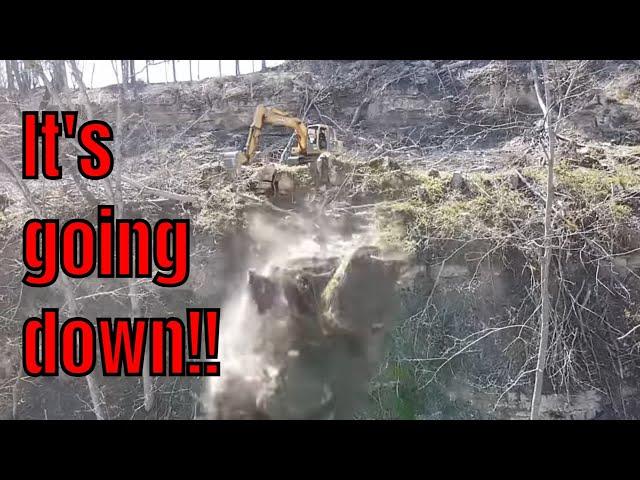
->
left=120, top=60, right=129, bottom=91
left=61, top=276, right=107, bottom=419
left=128, top=60, right=138, bottom=99
left=31, top=60, right=99, bottom=206
left=530, top=60, right=556, bottom=420
left=50, top=61, right=68, bottom=92
left=71, top=60, right=155, bottom=412
left=0, top=102, right=106, bottom=419
left=5, top=60, right=15, bottom=91
left=68, top=60, right=94, bottom=119
left=6, top=60, right=34, bottom=94
left=112, top=87, right=155, bottom=411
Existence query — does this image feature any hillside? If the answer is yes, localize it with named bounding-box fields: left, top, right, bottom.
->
left=1, top=60, right=640, bottom=419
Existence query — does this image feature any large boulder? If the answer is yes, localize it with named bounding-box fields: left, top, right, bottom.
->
left=204, top=246, right=405, bottom=419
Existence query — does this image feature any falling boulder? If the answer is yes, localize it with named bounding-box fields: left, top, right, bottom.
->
left=311, top=152, right=343, bottom=188
left=205, top=245, right=406, bottom=420
left=251, top=163, right=277, bottom=194
left=506, top=171, right=524, bottom=190
left=320, top=246, right=404, bottom=340
left=314, top=153, right=332, bottom=187
left=449, top=172, right=469, bottom=193
left=248, top=268, right=279, bottom=314
left=273, top=170, right=295, bottom=197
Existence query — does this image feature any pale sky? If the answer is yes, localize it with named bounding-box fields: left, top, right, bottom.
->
left=76, top=60, right=285, bottom=88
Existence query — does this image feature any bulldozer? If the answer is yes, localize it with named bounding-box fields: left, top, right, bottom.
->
left=223, top=104, right=343, bottom=169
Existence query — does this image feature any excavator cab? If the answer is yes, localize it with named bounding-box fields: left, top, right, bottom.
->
left=308, top=125, right=328, bottom=152
left=307, top=124, right=340, bottom=153
left=282, top=124, right=342, bottom=165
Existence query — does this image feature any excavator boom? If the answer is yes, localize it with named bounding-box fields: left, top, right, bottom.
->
left=240, top=104, right=308, bottom=165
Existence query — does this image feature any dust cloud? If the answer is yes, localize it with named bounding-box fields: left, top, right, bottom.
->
left=201, top=210, right=405, bottom=419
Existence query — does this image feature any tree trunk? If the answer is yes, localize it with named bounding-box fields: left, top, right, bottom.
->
left=172, top=60, right=177, bottom=82
left=121, top=60, right=129, bottom=88
left=63, top=277, right=106, bottom=419
left=129, top=280, right=154, bottom=412
left=60, top=61, right=69, bottom=89
left=68, top=60, right=94, bottom=120
left=113, top=67, right=155, bottom=412
left=129, top=60, right=137, bottom=99
left=145, top=60, right=150, bottom=84
left=235, top=60, right=240, bottom=76
left=5, top=60, right=15, bottom=91
left=261, top=60, right=267, bottom=71
left=530, top=60, right=556, bottom=420
left=32, top=61, right=63, bottom=109
left=219, top=60, right=222, bottom=77
left=3, top=63, right=105, bottom=419
left=189, top=60, right=193, bottom=82
left=35, top=61, right=97, bottom=206
left=14, top=61, right=31, bottom=94
left=52, top=60, right=68, bottom=91
left=20, top=61, right=33, bottom=93
left=0, top=155, right=36, bottom=213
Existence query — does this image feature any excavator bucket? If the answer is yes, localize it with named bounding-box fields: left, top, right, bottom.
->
left=222, top=151, right=249, bottom=170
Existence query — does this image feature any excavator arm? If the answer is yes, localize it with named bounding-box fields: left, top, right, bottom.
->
left=240, top=104, right=308, bottom=165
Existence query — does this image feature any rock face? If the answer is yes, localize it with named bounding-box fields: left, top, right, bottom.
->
left=38, top=60, right=640, bottom=162
left=204, top=246, right=405, bottom=420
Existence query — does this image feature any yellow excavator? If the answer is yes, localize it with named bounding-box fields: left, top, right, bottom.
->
left=224, top=104, right=343, bottom=168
